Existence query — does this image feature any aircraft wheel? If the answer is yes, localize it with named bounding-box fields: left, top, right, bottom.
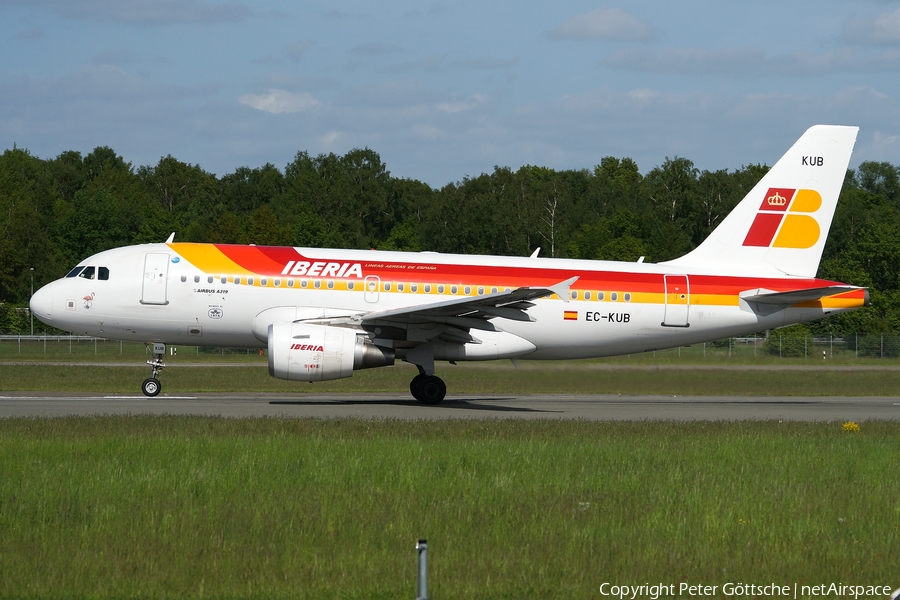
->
left=142, top=377, right=161, bottom=397
left=412, top=375, right=446, bottom=405
left=410, top=374, right=427, bottom=398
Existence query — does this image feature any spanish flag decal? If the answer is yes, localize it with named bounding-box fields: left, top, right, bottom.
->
left=563, top=310, right=578, bottom=321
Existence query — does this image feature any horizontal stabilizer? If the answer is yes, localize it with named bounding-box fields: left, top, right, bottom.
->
left=741, top=285, right=865, bottom=305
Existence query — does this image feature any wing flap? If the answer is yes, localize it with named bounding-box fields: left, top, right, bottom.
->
left=359, top=276, right=578, bottom=344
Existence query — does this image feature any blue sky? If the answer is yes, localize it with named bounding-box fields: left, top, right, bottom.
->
left=2, top=0, right=900, bottom=186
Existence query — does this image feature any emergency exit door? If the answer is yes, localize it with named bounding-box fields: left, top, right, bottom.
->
left=662, top=274, right=689, bottom=327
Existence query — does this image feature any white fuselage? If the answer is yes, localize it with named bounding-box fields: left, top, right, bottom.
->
left=30, top=242, right=864, bottom=361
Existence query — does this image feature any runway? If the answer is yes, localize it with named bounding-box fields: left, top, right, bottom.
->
left=1, top=392, right=898, bottom=420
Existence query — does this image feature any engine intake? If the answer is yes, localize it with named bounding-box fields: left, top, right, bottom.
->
left=268, top=322, right=394, bottom=381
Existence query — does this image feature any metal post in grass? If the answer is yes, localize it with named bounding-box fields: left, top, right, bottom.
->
left=415, top=539, right=428, bottom=600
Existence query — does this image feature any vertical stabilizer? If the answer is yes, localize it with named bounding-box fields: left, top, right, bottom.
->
left=663, top=125, right=858, bottom=277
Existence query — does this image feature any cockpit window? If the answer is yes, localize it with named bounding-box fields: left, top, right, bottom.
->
left=78, top=266, right=96, bottom=280
left=66, top=266, right=85, bottom=278
left=98, top=267, right=109, bottom=281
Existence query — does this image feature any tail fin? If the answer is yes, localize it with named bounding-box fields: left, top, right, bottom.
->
left=664, top=125, right=858, bottom=278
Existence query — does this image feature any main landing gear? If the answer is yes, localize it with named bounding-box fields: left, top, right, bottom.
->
left=409, top=371, right=447, bottom=404
left=142, top=342, right=166, bottom=397
left=405, top=343, right=447, bottom=404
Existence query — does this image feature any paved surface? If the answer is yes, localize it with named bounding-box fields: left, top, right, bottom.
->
left=1, top=392, right=898, bottom=420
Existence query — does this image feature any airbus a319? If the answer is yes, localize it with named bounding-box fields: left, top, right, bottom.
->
left=30, top=125, right=868, bottom=404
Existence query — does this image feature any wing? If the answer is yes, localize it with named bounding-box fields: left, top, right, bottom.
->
left=358, top=276, right=579, bottom=345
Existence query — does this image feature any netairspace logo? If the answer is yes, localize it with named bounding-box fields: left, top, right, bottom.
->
left=598, top=582, right=895, bottom=599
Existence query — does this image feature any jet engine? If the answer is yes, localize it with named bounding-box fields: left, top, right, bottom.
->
left=267, top=322, right=394, bottom=381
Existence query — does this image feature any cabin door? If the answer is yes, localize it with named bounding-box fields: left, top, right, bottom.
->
left=141, top=253, right=170, bottom=305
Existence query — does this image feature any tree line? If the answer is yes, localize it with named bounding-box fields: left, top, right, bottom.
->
left=1, top=144, right=898, bottom=336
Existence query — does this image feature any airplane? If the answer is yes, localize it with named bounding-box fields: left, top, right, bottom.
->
left=29, top=125, right=869, bottom=404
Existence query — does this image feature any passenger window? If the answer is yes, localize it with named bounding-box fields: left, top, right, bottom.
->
left=79, top=266, right=96, bottom=280
left=208, top=276, right=214, bottom=284
left=221, top=276, right=227, bottom=284
left=181, top=275, right=187, bottom=283
left=194, top=275, right=200, bottom=283
left=98, top=267, right=109, bottom=281
left=424, top=284, right=431, bottom=293
left=66, top=266, right=85, bottom=278
left=585, top=291, right=592, bottom=300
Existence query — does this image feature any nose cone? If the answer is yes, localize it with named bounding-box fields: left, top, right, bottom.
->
left=30, top=284, right=53, bottom=324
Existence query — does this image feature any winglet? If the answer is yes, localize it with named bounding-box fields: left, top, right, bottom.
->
left=549, top=276, right=579, bottom=303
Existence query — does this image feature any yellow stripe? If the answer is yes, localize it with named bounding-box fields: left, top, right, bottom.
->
left=169, top=243, right=254, bottom=276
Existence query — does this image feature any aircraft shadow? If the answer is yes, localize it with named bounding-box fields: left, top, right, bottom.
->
left=269, top=397, right=556, bottom=413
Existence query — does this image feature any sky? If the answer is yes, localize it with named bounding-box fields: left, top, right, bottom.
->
left=2, top=0, right=900, bottom=187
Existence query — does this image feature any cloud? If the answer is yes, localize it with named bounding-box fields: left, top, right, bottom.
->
left=237, top=89, right=320, bottom=114
left=253, top=40, right=316, bottom=65
left=548, top=8, right=657, bottom=42
left=436, top=95, right=488, bottom=114
left=383, top=53, right=518, bottom=75
left=11, top=0, right=254, bottom=25
left=843, top=7, right=900, bottom=45
left=351, top=42, right=405, bottom=57
left=16, top=28, right=44, bottom=40
left=605, top=46, right=900, bottom=77
left=284, top=41, right=316, bottom=63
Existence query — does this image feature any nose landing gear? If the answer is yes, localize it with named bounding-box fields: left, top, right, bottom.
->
left=142, top=342, right=166, bottom=397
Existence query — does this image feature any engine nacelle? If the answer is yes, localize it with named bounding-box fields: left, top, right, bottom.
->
left=267, top=322, right=394, bottom=381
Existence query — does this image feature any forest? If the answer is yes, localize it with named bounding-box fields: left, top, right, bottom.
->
left=1, top=143, right=899, bottom=336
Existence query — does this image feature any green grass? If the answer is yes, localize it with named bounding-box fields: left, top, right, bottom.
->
left=4, top=361, right=900, bottom=396
left=0, top=417, right=897, bottom=599
left=3, top=336, right=900, bottom=365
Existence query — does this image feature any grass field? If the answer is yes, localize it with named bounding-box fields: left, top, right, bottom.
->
left=0, top=417, right=897, bottom=599
left=4, top=361, right=900, bottom=397
left=6, top=336, right=900, bottom=397
left=0, top=335, right=895, bottom=364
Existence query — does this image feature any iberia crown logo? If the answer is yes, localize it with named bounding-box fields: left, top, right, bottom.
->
left=742, top=188, right=822, bottom=248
